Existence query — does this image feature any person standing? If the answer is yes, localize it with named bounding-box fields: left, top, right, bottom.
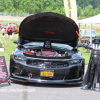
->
left=12, top=23, right=16, bottom=39
left=0, top=24, right=1, bottom=31
left=7, top=23, right=13, bottom=41
left=82, top=35, right=100, bottom=91
left=85, top=39, right=90, bottom=53
left=1, top=26, right=5, bottom=38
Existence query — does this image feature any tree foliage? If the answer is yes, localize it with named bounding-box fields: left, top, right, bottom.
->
left=0, top=0, right=65, bottom=16
left=76, top=0, right=100, bottom=19
left=0, top=0, right=100, bottom=19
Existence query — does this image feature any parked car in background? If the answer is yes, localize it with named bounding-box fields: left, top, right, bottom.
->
left=10, top=12, right=85, bottom=85
left=80, top=29, right=97, bottom=42
left=0, top=13, right=4, bottom=16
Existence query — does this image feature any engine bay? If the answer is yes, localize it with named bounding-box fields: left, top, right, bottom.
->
left=22, top=41, right=77, bottom=57
left=23, top=48, right=77, bottom=57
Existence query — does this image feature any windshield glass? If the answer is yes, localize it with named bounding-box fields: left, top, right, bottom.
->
left=23, top=42, right=73, bottom=50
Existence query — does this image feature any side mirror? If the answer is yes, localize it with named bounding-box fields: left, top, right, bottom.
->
left=13, top=40, right=18, bottom=45
left=77, top=43, right=83, bottom=48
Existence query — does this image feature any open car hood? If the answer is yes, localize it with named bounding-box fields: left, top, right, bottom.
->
left=19, top=12, right=79, bottom=47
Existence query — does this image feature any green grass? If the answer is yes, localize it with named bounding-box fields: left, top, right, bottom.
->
left=0, top=20, right=21, bottom=61
left=78, top=47, right=90, bottom=65
left=0, top=33, right=18, bottom=61
left=96, top=31, right=100, bottom=35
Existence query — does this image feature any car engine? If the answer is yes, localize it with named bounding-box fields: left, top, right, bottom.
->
left=23, top=48, right=75, bottom=57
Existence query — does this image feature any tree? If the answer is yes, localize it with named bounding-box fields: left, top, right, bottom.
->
left=81, top=5, right=94, bottom=18
left=0, top=0, right=100, bottom=19
left=77, top=5, right=82, bottom=18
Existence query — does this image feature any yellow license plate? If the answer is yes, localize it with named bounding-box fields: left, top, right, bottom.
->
left=40, top=71, right=54, bottom=77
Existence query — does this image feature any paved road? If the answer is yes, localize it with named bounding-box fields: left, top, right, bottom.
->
left=0, top=62, right=100, bottom=100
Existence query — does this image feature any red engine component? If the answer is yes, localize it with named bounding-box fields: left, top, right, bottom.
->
left=41, top=50, right=55, bottom=55
left=24, top=51, right=35, bottom=54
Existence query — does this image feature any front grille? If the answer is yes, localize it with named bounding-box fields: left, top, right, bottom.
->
left=26, top=59, right=69, bottom=68
left=26, top=60, right=38, bottom=66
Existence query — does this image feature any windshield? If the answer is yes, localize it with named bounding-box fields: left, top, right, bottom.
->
left=23, top=42, right=73, bottom=50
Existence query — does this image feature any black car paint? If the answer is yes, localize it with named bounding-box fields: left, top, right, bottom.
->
left=10, top=44, right=85, bottom=85
left=19, top=12, right=79, bottom=47
left=10, top=12, right=85, bottom=85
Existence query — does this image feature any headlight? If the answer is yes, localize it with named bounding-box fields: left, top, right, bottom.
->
left=69, top=60, right=81, bottom=64
left=14, top=55, right=26, bottom=61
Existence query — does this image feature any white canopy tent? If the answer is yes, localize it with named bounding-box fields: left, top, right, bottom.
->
left=78, top=14, right=100, bottom=24
left=78, top=14, right=100, bottom=44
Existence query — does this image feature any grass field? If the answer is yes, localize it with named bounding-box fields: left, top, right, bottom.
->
left=78, top=47, right=90, bottom=65
left=96, top=31, right=100, bottom=35
left=0, top=33, right=18, bottom=61
left=0, top=20, right=21, bottom=61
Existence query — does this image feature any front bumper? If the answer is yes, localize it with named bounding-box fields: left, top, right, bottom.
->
left=10, top=74, right=83, bottom=85
left=10, top=57, right=84, bottom=85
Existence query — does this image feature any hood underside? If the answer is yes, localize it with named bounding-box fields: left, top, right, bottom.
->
left=19, top=12, right=79, bottom=47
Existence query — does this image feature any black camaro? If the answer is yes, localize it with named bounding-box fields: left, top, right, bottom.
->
left=10, top=12, right=85, bottom=85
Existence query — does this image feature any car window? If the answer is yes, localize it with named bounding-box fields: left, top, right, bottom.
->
left=23, top=42, right=73, bottom=50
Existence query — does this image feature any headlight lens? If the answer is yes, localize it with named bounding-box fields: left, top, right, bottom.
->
left=14, top=55, right=26, bottom=61
left=69, top=60, right=81, bottom=64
